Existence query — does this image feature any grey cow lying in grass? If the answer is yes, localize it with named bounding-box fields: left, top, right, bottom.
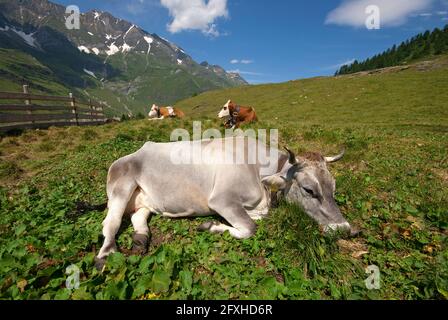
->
left=94, top=136, right=355, bottom=269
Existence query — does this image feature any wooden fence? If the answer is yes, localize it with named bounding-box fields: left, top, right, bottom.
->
left=0, top=85, right=107, bottom=133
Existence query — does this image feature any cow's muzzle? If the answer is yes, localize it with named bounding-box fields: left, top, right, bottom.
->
left=323, top=222, right=360, bottom=237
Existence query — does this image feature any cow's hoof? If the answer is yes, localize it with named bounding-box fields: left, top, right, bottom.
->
left=197, top=221, right=218, bottom=232
left=94, top=257, right=106, bottom=271
left=132, top=233, right=149, bottom=255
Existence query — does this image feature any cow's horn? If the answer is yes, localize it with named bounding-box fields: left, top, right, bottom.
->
left=325, top=149, right=345, bottom=163
left=284, top=147, right=298, bottom=165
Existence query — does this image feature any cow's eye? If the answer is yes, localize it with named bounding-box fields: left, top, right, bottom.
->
left=303, top=187, right=315, bottom=197
left=224, top=107, right=227, bottom=110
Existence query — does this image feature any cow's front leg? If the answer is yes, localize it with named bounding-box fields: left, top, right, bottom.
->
left=148, top=116, right=165, bottom=121
left=131, top=208, right=152, bottom=255
left=202, top=200, right=257, bottom=239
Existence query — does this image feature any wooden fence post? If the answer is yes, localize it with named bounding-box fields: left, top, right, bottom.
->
left=100, top=105, right=104, bottom=122
left=69, top=93, right=79, bottom=126
left=89, top=99, right=94, bottom=123
left=23, top=85, right=34, bottom=124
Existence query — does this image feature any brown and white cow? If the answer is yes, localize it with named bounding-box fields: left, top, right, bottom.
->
left=148, top=104, right=185, bottom=120
left=218, top=100, right=258, bottom=129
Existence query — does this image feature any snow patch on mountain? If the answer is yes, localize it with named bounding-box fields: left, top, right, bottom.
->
left=13, top=28, right=37, bottom=48
left=92, top=48, right=100, bottom=55
left=124, top=25, right=135, bottom=39
left=144, top=36, right=153, bottom=44
left=121, top=43, right=133, bottom=53
left=78, top=46, right=90, bottom=54
left=106, top=43, right=119, bottom=56
left=144, top=36, right=153, bottom=54
left=0, top=24, right=38, bottom=48
left=83, top=68, right=96, bottom=78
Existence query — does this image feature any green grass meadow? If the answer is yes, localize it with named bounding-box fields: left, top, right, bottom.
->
left=0, top=57, right=447, bottom=300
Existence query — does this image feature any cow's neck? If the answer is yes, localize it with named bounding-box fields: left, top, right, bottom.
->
left=258, top=150, right=290, bottom=178
left=230, top=105, right=240, bottom=117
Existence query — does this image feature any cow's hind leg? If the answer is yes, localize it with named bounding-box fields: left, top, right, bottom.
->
left=201, top=200, right=257, bottom=239
left=95, top=181, right=136, bottom=270
left=131, top=208, right=152, bottom=255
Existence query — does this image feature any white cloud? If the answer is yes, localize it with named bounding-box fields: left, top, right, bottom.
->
left=230, top=59, right=254, bottom=64
left=228, top=69, right=263, bottom=76
left=335, top=59, right=356, bottom=68
left=160, top=0, right=228, bottom=36
left=323, top=59, right=356, bottom=70
left=325, top=0, right=434, bottom=27
left=437, top=11, right=448, bottom=15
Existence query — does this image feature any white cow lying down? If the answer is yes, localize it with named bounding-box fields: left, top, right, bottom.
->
left=94, top=137, right=352, bottom=269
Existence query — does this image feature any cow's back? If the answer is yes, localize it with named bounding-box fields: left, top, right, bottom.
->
left=131, top=141, right=218, bottom=214
left=127, top=138, right=274, bottom=215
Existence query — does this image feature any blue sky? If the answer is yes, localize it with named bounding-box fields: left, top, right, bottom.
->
left=54, top=0, right=448, bottom=84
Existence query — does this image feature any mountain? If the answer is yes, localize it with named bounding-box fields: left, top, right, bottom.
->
left=336, top=25, right=448, bottom=75
left=0, top=0, right=248, bottom=116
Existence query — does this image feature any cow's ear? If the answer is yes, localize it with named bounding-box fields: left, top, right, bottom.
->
left=262, top=175, right=287, bottom=192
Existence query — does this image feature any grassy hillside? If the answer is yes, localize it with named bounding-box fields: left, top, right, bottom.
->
left=176, top=55, right=448, bottom=128
left=0, top=56, right=446, bottom=300
left=0, top=48, right=74, bottom=95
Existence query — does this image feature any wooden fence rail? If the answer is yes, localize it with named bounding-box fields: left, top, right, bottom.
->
left=0, top=85, right=107, bottom=133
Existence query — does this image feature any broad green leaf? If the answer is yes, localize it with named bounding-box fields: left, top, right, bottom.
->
left=138, top=255, right=154, bottom=274
left=255, top=277, right=280, bottom=300
left=14, top=224, right=27, bottom=236
left=128, top=255, right=140, bottom=266
left=106, top=252, right=126, bottom=270
left=132, top=274, right=152, bottom=299
left=53, top=289, right=72, bottom=300
left=72, top=286, right=94, bottom=300
left=104, top=281, right=129, bottom=300
left=179, top=270, right=193, bottom=292
left=151, top=270, right=171, bottom=294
